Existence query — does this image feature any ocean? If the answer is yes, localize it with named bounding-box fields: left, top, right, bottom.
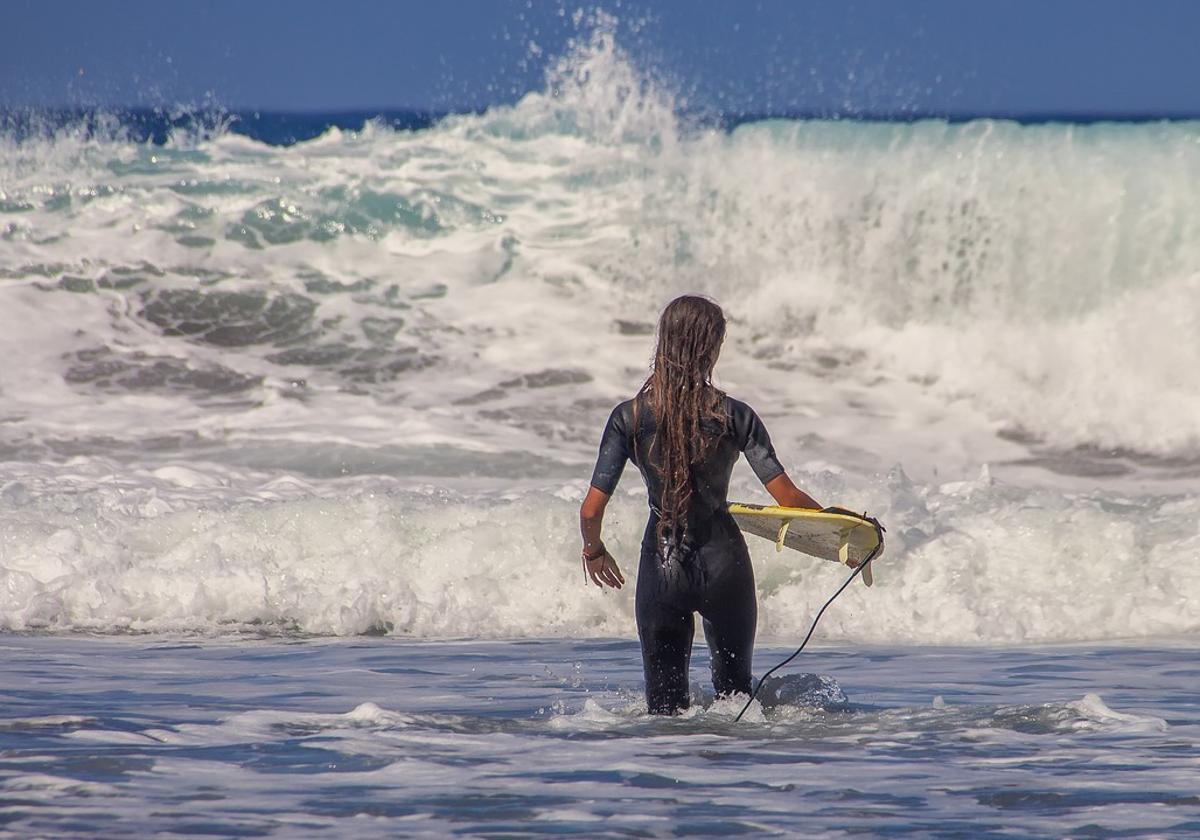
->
left=2, top=24, right=1199, bottom=837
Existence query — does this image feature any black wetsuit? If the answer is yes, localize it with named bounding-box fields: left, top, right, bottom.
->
left=589, top=396, right=785, bottom=714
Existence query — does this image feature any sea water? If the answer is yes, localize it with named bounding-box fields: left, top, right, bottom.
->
left=2, top=21, right=1199, bottom=837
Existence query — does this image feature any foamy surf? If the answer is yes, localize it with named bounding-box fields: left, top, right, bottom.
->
left=1, top=13, right=1197, bottom=646
left=1, top=466, right=1196, bottom=642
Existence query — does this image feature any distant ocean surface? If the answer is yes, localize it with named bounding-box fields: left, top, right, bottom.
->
left=6, top=102, right=1198, bottom=150
left=2, top=23, right=1199, bottom=837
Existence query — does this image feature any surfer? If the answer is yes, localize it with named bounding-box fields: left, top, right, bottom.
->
left=580, top=295, right=823, bottom=715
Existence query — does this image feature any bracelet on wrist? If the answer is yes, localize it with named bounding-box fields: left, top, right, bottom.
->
left=582, top=542, right=607, bottom=562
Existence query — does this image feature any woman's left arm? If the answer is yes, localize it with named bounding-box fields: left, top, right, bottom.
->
left=579, top=486, right=625, bottom=589
left=764, top=472, right=822, bottom=510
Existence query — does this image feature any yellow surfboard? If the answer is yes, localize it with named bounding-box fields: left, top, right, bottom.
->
left=728, top=503, right=885, bottom=586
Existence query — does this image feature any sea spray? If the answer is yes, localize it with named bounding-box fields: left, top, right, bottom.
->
left=1, top=20, right=1197, bottom=643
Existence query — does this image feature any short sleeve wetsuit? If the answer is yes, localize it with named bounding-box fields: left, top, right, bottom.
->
left=589, top=395, right=786, bottom=714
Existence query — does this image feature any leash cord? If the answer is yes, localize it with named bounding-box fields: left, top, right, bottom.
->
left=733, top=530, right=885, bottom=723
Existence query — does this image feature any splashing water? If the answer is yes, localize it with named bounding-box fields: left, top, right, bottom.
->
left=1, top=19, right=1198, bottom=641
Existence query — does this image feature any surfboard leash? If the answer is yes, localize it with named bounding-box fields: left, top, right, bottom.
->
left=733, top=517, right=885, bottom=723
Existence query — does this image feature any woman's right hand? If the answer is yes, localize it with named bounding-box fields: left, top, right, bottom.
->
left=584, top=550, right=625, bottom=590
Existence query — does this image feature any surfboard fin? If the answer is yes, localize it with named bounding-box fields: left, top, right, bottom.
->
left=775, top=519, right=790, bottom=552
left=839, top=534, right=874, bottom=587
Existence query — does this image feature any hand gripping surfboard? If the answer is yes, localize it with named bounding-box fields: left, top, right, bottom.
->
left=727, top=503, right=886, bottom=586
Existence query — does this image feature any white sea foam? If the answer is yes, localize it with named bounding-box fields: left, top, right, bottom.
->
left=1062, top=693, right=1168, bottom=733
left=4, top=53, right=1200, bottom=469
left=0, top=464, right=1196, bottom=642
left=1, top=21, right=1198, bottom=643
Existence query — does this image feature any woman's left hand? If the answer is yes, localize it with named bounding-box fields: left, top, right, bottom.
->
left=584, top=550, right=625, bottom=590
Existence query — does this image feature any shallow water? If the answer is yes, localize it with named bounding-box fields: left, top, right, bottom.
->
left=2, top=635, right=1197, bottom=837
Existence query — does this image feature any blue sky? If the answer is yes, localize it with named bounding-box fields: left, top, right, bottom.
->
left=3, top=0, right=1199, bottom=117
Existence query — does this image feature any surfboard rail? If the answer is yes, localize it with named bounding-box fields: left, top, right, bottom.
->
left=728, top=502, right=885, bottom=586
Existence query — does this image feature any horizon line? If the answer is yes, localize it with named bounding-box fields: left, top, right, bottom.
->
left=4, top=104, right=1200, bottom=125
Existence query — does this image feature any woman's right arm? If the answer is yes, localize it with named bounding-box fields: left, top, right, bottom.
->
left=581, top=403, right=631, bottom=590
left=579, top=486, right=624, bottom=589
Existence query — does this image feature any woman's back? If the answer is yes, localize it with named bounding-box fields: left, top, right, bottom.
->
left=590, top=394, right=786, bottom=527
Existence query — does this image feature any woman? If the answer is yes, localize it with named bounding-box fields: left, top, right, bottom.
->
left=579, top=295, right=822, bottom=715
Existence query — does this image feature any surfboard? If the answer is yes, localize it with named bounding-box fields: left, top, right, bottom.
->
left=728, top=503, right=885, bottom=586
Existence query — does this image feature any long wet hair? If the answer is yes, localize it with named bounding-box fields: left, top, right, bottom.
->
left=637, top=295, right=728, bottom=545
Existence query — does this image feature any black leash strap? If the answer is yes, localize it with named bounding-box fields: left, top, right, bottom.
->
left=733, top=514, right=885, bottom=723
